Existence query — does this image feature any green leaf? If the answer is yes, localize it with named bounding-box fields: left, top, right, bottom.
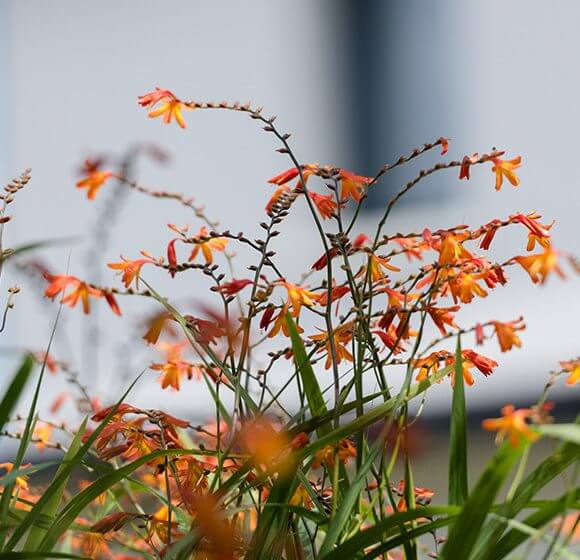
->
left=538, top=423, right=580, bottom=446
left=490, top=488, right=580, bottom=559
left=471, top=425, right=580, bottom=560
left=0, top=355, right=34, bottom=434
left=318, top=506, right=460, bottom=559
left=440, top=441, right=523, bottom=560
left=285, top=313, right=330, bottom=438
left=318, top=441, right=383, bottom=556
left=448, top=335, right=468, bottom=506
left=24, top=419, right=87, bottom=550
left=246, top=458, right=301, bottom=560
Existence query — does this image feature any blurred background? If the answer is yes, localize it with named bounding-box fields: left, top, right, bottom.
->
left=0, top=0, right=578, bottom=485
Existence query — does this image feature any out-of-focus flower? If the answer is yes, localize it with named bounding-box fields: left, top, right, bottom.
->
left=482, top=404, right=538, bottom=446
left=76, top=170, right=113, bottom=200
left=188, top=226, right=228, bottom=265
left=491, top=155, right=522, bottom=191
left=514, top=248, right=565, bottom=284
left=33, top=422, right=53, bottom=451
left=459, top=153, right=480, bottom=180
left=392, top=480, right=435, bottom=512
left=438, top=137, right=449, bottom=155
left=338, top=168, right=372, bottom=202
left=0, top=462, right=29, bottom=490
left=560, top=359, right=580, bottom=386
left=491, top=318, right=525, bottom=352
left=265, top=184, right=291, bottom=214
left=150, top=342, right=197, bottom=391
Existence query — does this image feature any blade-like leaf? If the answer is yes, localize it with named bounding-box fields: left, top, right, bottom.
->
left=448, top=335, right=468, bottom=506
left=538, top=423, right=580, bottom=446
left=285, top=313, right=330, bottom=438
left=24, top=419, right=87, bottom=550
left=440, top=441, right=523, bottom=560
left=0, top=355, right=34, bottom=434
left=319, top=506, right=459, bottom=559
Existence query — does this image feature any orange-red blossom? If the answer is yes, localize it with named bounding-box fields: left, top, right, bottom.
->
left=43, top=272, right=120, bottom=315
left=138, top=87, right=189, bottom=129
left=560, top=359, right=580, bottom=386
left=188, top=226, right=228, bottom=265
left=482, top=404, right=539, bottom=446
left=491, top=155, right=522, bottom=191
left=108, top=252, right=158, bottom=288
left=76, top=170, right=114, bottom=200
left=414, top=349, right=497, bottom=386
left=309, top=322, right=354, bottom=369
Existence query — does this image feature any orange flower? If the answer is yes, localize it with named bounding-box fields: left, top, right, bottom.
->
left=267, top=164, right=318, bottom=187
left=491, top=318, right=525, bottom=352
left=491, top=155, right=522, bottom=191
left=514, top=248, right=565, bottom=284
left=512, top=212, right=553, bottom=251
left=339, top=168, right=372, bottom=202
left=188, top=226, right=228, bottom=265
left=61, top=281, right=105, bottom=314
left=108, top=253, right=156, bottom=288
left=438, top=233, right=473, bottom=266
left=312, top=438, right=357, bottom=469
left=76, top=170, right=113, bottom=200
left=309, top=322, right=354, bottom=369
left=216, top=278, right=253, bottom=296
left=277, top=280, right=321, bottom=317
left=560, top=359, right=580, bottom=386
left=427, top=305, right=460, bottom=335
left=448, top=272, right=488, bottom=304
left=365, top=254, right=400, bottom=282
left=266, top=303, right=304, bottom=338
left=459, top=153, right=480, bottom=181
left=373, top=325, right=406, bottom=355
left=413, top=350, right=454, bottom=382
left=139, top=88, right=189, bottom=129
left=438, top=137, right=449, bottom=155
left=33, top=422, right=53, bottom=451
left=310, top=192, right=338, bottom=219
left=482, top=404, right=538, bottom=446
left=414, top=349, right=497, bottom=386
left=265, top=184, right=291, bottom=214
left=150, top=342, right=196, bottom=391
left=0, top=462, right=30, bottom=490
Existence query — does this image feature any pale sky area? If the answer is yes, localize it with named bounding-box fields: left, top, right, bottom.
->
left=0, top=1, right=578, bottom=424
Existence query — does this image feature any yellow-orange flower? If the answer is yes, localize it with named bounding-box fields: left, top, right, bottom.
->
left=560, top=359, right=580, bottom=386
left=309, top=322, right=354, bottom=369
left=312, top=438, right=357, bottom=469
left=310, top=192, right=338, bottom=220
left=482, top=404, right=538, bottom=446
left=492, top=318, right=525, bottom=352
left=267, top=303, right=304, bottom=338
left=277, top=280, right=321, bottom=318
left=438, top=233, right=473, bottom=266
left=189, top=226, right=228, bottom=265
left=364, top=254, right=400, bottom=282
left=150, top=342, right=197, bottom=391
left=448, top=272, right=488, bottom=304
left=491, top=155, right=522, bottom=191
left=139, top=88, right=190, bottom=129
left=0, top=462, right=30, bottom=490
left=76, top=170, right=113, bottom=200
left=108, top=253, right=156, bottom=288
left=514, top=248, right=565, bottom=284
left=339, top=168, right=372, bottom=202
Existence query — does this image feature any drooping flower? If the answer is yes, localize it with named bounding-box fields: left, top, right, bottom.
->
left=514, top=248, right=565, bottom=284
left=491, top=318, right=525, bottom=352
left=338, top=168, right=372, bottom=202
left=76, top=170, right=113, bottom=200
left=447, top=272, right=489, bottom=304
left=309, top=192, right=338, bottom=219
left=482, top=404, right=538, bottom=446
left=491, top=155, right=522, bottom=191
left=216, top=278, right=253, bottom=296
left=459, top=152, right=480, bottom=180
left=265, top=184, right=291, bottom=214
left=365, top=254, right=400, bottom=283
left=108, top=252, right=157, bottom=288
left=427, top=305, right=460, bottom=335
left=266, top=303, right=304, bottom=338
left=139, top=88, right=189, bottom=129
left=438, top=137, right=449, bottom=155
left=188, top=226, right=228, bottom=265
left=373, top=325, right=406, bottom=355
left=43, top=272, right=115, bottom=315
left=438, top=233, right=473, bottom=266
left=511, top=212, right=553, bottom=251
left=560, top=359, right=580, bottom=386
